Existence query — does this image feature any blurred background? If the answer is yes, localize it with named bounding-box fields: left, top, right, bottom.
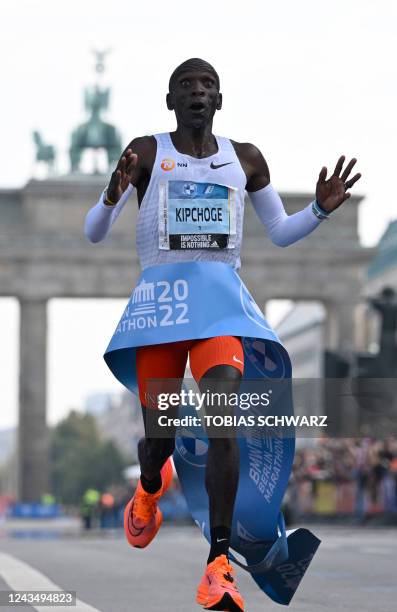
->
left=1, top=0, right=396, bottom=544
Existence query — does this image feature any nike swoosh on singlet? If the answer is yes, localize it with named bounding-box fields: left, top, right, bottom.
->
left=210, top=161, right=234, bottom=170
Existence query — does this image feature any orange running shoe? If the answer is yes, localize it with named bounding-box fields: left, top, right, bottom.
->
left=124, top=457, right=173, bottom=549
left=196, top=555, right=244, bottom=611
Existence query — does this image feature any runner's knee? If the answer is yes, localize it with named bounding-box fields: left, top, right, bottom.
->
left=201, top=363, right=242, bottom=382
left=138, top=436, right=175, bottom=466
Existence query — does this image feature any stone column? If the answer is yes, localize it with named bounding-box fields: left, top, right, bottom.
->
left=335, top=302, right=358, bottom=353
left=324, top=301, right=357, bottom=353
left=324, top=302, right=339, bottom=350
left=18, top=299, right=49, bottom=502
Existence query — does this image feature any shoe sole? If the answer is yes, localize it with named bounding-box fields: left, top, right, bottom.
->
left=196, top=586, right=208, bottom=606
left=205, top=592, right=244, bottom=612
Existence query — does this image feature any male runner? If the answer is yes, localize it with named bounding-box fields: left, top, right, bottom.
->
left=85, top=58, right=361, bottom=611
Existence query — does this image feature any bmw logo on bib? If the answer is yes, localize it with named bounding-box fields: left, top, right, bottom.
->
left=183, top=182, right=198, bottom=197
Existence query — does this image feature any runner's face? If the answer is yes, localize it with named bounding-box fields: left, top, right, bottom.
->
left=167, top=70, right=222, bottom=128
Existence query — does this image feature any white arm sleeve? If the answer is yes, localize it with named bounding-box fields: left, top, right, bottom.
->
left=84, top=183, right=135, bottom=243
left=248, top=184, right=323, bottom=247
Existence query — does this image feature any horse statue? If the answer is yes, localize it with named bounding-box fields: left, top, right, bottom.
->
left=69, top=85, right=121, bottom=173
left=32, top=131, right=56, bottom=174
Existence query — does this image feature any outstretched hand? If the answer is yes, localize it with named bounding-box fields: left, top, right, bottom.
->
left=316, top=156, right=361, bottom=213
left=107, top=149, right=138, bottom=203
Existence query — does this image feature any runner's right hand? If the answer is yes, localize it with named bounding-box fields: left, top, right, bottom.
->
left=107, top=149, right=138, bottom=203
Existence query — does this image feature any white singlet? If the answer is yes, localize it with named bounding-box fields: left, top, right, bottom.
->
left=85, top=134, right=324, bottom=261
left=136, top=132, right=247, bottom=271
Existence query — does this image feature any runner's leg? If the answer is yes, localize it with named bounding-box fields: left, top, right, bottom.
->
left=201, top=364, right=241, bottom=562
left=136, top=341, right=189, bottom=489
left=138, top=405, right=177, bottom=489
left=123, top=341, right=189, bottom=549
left=190, top=336, right=244, bottom=563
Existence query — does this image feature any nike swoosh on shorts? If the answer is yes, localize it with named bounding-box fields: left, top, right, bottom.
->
left=232, top=355, right=243, bottom=365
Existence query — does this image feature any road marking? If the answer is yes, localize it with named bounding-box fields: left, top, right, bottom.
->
left=0, top=552, right=101, bottom=612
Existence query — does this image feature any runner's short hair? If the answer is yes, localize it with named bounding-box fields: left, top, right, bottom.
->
left=169, top=58, right=220, bottom=92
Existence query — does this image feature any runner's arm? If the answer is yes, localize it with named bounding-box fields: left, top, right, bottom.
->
left=84, top=183, right=135, bottom=243
left=84, top=137, right=150, bottom=243
left=238, top=143, right=323, bottom=247
left=248, top=184, right=323, bottom=247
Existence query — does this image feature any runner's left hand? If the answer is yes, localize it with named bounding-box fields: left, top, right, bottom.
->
left=315, top=156, right=361, bottom=213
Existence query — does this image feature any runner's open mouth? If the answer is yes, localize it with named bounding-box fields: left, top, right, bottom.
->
left=190, top=102, right=206, bottom=111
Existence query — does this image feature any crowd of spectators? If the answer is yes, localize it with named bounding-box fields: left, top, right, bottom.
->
left=289, top=437, right=397, bottom=518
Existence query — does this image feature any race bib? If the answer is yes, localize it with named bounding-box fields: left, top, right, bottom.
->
left=159, top=180, right=237, bottom=250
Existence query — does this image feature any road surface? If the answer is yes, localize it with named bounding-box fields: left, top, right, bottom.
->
left=0, top=524, right=395, bottom=611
